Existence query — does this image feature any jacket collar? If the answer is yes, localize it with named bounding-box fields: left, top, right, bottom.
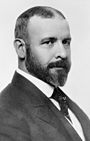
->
left=12, top=71, right=48, bottom=106
left=16, top=68, right=54, bottom=98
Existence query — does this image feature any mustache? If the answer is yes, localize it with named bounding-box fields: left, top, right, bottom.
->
left=47, top=59, right=71, bottom=73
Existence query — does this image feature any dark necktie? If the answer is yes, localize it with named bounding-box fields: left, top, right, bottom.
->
left=51, top=87, right=72, bottom=122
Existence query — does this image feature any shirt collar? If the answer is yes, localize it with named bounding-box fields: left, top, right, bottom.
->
left=16, top=68, right=54, bottom=98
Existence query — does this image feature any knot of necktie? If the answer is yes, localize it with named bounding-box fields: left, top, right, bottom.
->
left=51, top=87, right=72, bottom=122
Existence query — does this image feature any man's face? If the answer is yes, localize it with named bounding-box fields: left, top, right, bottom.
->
left=25, top=15, right=71, bottom=87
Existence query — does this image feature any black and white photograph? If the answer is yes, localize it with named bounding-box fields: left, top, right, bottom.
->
left=0, top=0, right=90, bottom=141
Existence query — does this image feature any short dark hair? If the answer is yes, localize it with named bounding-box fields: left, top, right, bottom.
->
left=14, top=6, right=65, bottom=44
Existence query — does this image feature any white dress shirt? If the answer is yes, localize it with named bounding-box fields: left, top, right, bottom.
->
left=16, top=68, right=85, bottom=141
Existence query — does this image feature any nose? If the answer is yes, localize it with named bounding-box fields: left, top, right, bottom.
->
left=55, top=41, right=67, bottom=59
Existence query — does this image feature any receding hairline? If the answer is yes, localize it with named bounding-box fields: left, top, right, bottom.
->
left=14, top=6, right=66, bottom=41
left=27, top=6, right=66, bottom=28
left=17, top=6, right=65, bottom=19
left=44, top=6, right=65, bottom=19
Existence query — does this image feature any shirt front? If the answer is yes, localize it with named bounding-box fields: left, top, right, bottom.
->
left=16, top=68, right=85, bottom=141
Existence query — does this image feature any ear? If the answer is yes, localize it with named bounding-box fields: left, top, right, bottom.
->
left=14, top=38, right=26, bottom=59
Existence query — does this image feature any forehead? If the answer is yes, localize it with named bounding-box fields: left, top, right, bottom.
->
left=27, top=15, right=70, bottom=40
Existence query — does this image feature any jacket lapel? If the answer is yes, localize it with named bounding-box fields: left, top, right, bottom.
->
left=31, top=92, right=72, bottom=139
left=67, top=96, right=90, bottom=141
left=48, top=99, right=82, bottom=141
left=33, top=101, right=75, bottom=140
left=32, top=91, right=82, bottom=141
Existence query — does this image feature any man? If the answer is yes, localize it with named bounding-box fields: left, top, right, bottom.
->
left=0, top=6, right=90, bottom=141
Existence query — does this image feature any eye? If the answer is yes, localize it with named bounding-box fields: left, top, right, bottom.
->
left=41, top=38, right=57, bottom=47
left=62, top=39, right=71, bottom=46
left=43, top=40, right=54, bottom=45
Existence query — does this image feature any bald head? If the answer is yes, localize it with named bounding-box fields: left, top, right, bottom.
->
left=14, top=6, right=66, bottom=44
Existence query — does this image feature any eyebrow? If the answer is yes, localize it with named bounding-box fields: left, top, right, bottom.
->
left=63, top=37, right=72, bottom=41
left=63, top=36, right=72, bottom=40
left=40, top=37, right=57, bottom=44
left=40, top=36, right=72, bottom=44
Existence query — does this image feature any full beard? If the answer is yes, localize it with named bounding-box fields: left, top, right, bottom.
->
left=25, top=48, right=71, bottom=87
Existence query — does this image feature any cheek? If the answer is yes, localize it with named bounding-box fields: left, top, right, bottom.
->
left=31, top=47, right=53, bottom=66
left=69, top=51, right=71, bottom=62
left=66, top=48, right=71, bottom=60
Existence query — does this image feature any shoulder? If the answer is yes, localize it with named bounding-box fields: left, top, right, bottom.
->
left=0, top=84, right=31, bottom=140
left=0, top=81, right=34, bottom=121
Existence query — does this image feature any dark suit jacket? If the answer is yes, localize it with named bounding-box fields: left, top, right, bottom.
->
left=0, top=72, right=90, bottom=141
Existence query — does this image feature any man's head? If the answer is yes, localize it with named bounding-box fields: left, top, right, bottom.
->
left=14, top=6, right=71, bottom=87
